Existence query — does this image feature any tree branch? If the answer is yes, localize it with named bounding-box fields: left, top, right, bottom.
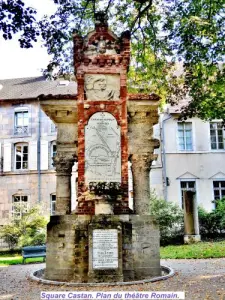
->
left=130, top=0, right=153, bottom=34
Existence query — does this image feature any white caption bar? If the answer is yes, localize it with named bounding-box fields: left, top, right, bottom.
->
left=40, top=291, right=185, bottom=300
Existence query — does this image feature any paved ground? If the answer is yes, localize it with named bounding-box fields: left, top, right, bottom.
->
left=0, top=259, right=225, bottom=300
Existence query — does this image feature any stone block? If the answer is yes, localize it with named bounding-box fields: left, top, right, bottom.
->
left=130, top=215, right=161, bottom=278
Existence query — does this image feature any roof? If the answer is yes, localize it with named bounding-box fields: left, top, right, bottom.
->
left=0, top=76, right=77, bottom=100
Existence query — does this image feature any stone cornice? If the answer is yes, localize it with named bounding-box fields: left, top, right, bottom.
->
left=38, top=94, right=78, bottom=100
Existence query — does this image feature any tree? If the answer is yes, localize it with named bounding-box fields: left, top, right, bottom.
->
left=0, top=205, right=48, bottom=249
left=1, top=0, right=225, bottom=120
left=0, top=0, right=39, bottom=47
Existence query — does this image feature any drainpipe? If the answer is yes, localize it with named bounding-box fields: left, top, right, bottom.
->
left=161, top=114, right=172, bottom=201
left=37, top=100, right=41, bottom=203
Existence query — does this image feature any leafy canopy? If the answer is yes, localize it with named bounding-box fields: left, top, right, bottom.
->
left=0, top=205, right=48, bottom=249
left=1, top=0, right=225, bottom=120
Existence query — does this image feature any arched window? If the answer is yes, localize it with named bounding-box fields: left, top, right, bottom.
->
left=15, top=143, right=28, bottom=170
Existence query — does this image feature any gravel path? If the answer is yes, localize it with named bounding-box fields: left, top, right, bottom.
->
left=1, top=259, right=225, bottom=300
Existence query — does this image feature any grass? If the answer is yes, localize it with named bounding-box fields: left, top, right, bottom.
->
left=0, top=255, right=45, bottom=266
left=160, top=240, right=225, bottom=259
left=1, top=241, right=225, bottom=265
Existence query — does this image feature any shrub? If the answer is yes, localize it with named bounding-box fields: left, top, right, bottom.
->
left=0, top=206, right=48, bottom=249
left=198, top=198, right=225, bottom=238
left=150, top=192, right=184, bottom=246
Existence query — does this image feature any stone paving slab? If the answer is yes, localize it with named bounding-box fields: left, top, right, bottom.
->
left=0, top=259, right=225, bottom=300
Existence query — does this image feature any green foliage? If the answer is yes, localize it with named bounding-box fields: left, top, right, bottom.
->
left=0, top=0, right=39, bottom=48
left=198, top=198, right=225, bottom=237
left=40, top=0, right=225, bottom=121
left=1, top=0, right=225, bottom=120
left=150, top=192, right=184, bottom=246
left=0, top=206, right=48, bottom=249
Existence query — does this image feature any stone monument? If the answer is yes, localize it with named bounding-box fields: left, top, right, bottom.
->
left=41, top=12, right=161, bottom=283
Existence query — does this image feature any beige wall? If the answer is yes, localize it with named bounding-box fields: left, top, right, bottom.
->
left=0, top=100, right=58, bottom=225
left=151, top=115, right=225, bottom=212
left=0, top=172, right=56, bottom=225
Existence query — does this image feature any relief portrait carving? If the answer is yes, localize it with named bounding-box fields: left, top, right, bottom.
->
left=84, top=74, right=120, bottom=101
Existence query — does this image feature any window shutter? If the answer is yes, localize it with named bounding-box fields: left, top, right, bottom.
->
left=29, top=141, right=37, bottom=170
left=3, top=143, right=12, bottom=172
left=41, top=140, right=49, bottom=170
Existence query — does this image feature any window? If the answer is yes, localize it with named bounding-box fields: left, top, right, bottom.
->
left=180, top=181, right=196, bottom=208
left=213, top=181, right=225, bottom=200
left=14, top=110, right=29, bottom=135
left=210, top=123, right=224, bottom=150
left=51, top=142, right=57, bottom=167
left=50, top=194, right=56, bottom=215
left=15, top=143, right=28, bottom=170
left=178, top=122, right=193, bottom=150
left=50, top=122, right=57, bottom=134
left=12, top=195, right=28, bottom=218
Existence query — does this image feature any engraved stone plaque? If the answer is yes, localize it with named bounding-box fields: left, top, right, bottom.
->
left=93, top=229, right=118, bottom=269
left=84, top=74, right=120, bottom=100
left=85, top=112, right=121, bottom=183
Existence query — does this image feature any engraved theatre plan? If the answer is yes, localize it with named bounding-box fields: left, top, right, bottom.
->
left=85, top=112, right=121, bottom=183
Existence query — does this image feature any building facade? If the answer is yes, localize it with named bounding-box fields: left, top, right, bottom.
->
left=151, top=105, right=225, bottom=212
left=0, top=77, right=78, bottom=236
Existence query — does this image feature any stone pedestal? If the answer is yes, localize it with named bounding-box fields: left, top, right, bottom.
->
left=45, top=215, right=91, bottom=282
left=45, top=214, right=160, bottom=282
left=131, top=215, right=161, bottom=279
left=183, top=191, right=201, bottom=244
left=88, top=215, right=123, bottom=283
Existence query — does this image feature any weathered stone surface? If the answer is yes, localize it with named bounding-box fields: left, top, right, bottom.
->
left=130, top=215, right=161, bottom=279
left=88, top=215, right=123, bottom=283
left=84, top=74, right=120, bottom=100
left=53, top=153, right=76, bottom=215
left=45, top=214, right=160, bottom=282
left=128, top=100, right=160, bottom=215
left=131, top=154, right=157, bottom=215
left=45, top=215, right=91, bottom=282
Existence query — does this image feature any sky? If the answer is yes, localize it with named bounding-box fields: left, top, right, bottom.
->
left=0, top=0, right=57, bottom=79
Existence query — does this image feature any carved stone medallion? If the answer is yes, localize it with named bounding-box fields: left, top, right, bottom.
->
left=84, top=74, right=120, bottom=101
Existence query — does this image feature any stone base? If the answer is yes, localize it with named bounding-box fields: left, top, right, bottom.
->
left=88, top=215, right=123, bottom=283
left=130, top=215, right=161, bottom=280
left=45, top=214, right=160, bottom=283
left=184, top=234, right=201, bottom=244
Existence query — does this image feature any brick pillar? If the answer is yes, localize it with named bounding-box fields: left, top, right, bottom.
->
left=53, top=153, right=76, bottom=215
